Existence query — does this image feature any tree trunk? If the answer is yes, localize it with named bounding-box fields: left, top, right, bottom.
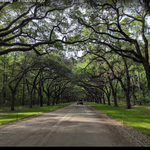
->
left=2, top=87, right=6, bottom=105
left=106, top=93, right=111, bottom=106
left=113, top=92, right=118, bottom=107
left=29, top=93, right=32, bottom=108
left=25, top=76, right=30, bottom=101
left=40, top=91, right=43, bottom=107
left=107, top=96, right=111, bottom=105
left=126, top=78, right=131, bottom=108
left=3, top=77, right=6, bottom=105
left=60, top=94, right=61, bottom=104
left=33, top=88, right=36, bottom=105
left=143, top=63, right=150, bottom=93
left=122, top=56, right=131, bottom=109
left=137, top=70, right=141, bottom=98
left=38, top=83, right=43, bottom=107
left=47, top=94, right=50, bottom=106
left=125, top=89, right=131, bottom=109
left=99, top=95, right=102, bottom=104
left=39, top=73, right=43, bottom=107
left=102, top=92, right=105, bottom=104
left=2, top=57, right=7, bottom=105
left=55, top=94, right=58, bottom=104
left=22, top=76, right=25, bottom=106
left=11, top=91, right=15, bottom=111
left=132, top=84, right=135, bottom=105
left=109, top=80, right=118, bottom=107
left=37, top=96, right=40, bottom=105
left=52, top=98, right=55, bottom=105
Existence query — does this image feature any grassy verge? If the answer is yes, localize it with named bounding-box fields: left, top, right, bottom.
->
left=0, top=102, right=73, bottom=125
left=85, top=102, right=150, bottom=137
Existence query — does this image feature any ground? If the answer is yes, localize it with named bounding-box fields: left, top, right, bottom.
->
left=0, top=103, right=142, bottom=146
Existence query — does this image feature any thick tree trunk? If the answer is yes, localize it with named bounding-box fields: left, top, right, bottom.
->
left=39, top=74, right=43, bottom=107
left=102, top=92, right=105, bottom=104
left=143, top=63, right=150, bottom=93
left=112, top=88, right=118, bottom=107
left=38, top=84, right=43, bottom=107
left=122, top=57, right=131, bottom=109
left=56, top=97, right=58, bottom=105
left=118, top=78, right=131, bottom=109
left=125, top=90, right=131, bottom=109
left=37, top=96, right=39, bottom=105
left=125, top=72, right=131, bottom=109
left=137, top=70, right=141, bottom=98
left=99, top=95, right=102, bottom=104
left=52, top=98, right=55, bottom=105
left=29, top=93, right=32, bottom=108
left=106, top=93, right=111, bottom=106
left=33, top=88, right=36, bottom=105
left=47, top=95, right=50, bottom=106
left=60, top=94, right=61, bottom=104
left=113, top=92, right=118, bottom=107
left=132, top=84, right=135, bottom=105
left=22, top=76, right=25, bottom=106
left=2, top=87, right=6, bottom=105
left=2, top=62, right=7, bottom=105
left=11, top=91, right=15, bottom=111
left=40, top=92, right=43, bottom=107
left=109, top=80, right=118, bottom=107
left=99, top=91, right=102, bottom=103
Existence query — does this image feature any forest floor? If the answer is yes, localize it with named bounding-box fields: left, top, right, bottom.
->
left=0, top=103, right=135, bottom=147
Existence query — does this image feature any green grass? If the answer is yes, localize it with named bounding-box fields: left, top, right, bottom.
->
left=86, top=102, right=150, bottom=137
left=0, top=103, right=73, bottom=125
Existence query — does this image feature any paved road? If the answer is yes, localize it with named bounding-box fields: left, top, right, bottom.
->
left=0, top=103, right=131, bottom=146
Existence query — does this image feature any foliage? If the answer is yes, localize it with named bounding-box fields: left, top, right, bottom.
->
left=0, top=0, right=150, bottom=125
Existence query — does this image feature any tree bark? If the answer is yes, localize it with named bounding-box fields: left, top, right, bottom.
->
left=107, top=95, right=111, bottom=106
left=102, top=92, right=105, bottom=104
left=29, top=92, right=32, bottom=108
left=3, top=59, right=6, bottom=105
left=99, top=94, right=102, bottom=104
left=113, top=92, right=118, bottom=107
left=132, top=84, right=135, bottom=105
left=122, top=57, right=131, bottom=109
left=110, top=81, right=118, bottom=107
left=105, top=87, right=111, bottom=106
left=22, top=76, right=25, bottom=106
left=11, top=91, right=15, bottom=111
left=47, top=94, right=50, bottom=106
left=39, top=88, right=43, bottom=107
left=33, top=88, right=36, bottom=105
left=52, top=97, right=55, bottom=105
left=39, top=73, right=43, bottom=107
left=137, top=70, right=141, bottom=98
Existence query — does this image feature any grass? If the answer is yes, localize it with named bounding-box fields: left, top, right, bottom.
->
left=85, top=102, right=150, bottom=137
left=0, top=102, right=73, bottom=125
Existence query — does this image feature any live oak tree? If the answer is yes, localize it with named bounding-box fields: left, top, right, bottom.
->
left=73, top=0, right=150, bottom=93
left=0, top=1, right=89, bottom=56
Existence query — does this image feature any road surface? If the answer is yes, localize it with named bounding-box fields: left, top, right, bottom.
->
left=0, top=103, right=131, bottom=146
